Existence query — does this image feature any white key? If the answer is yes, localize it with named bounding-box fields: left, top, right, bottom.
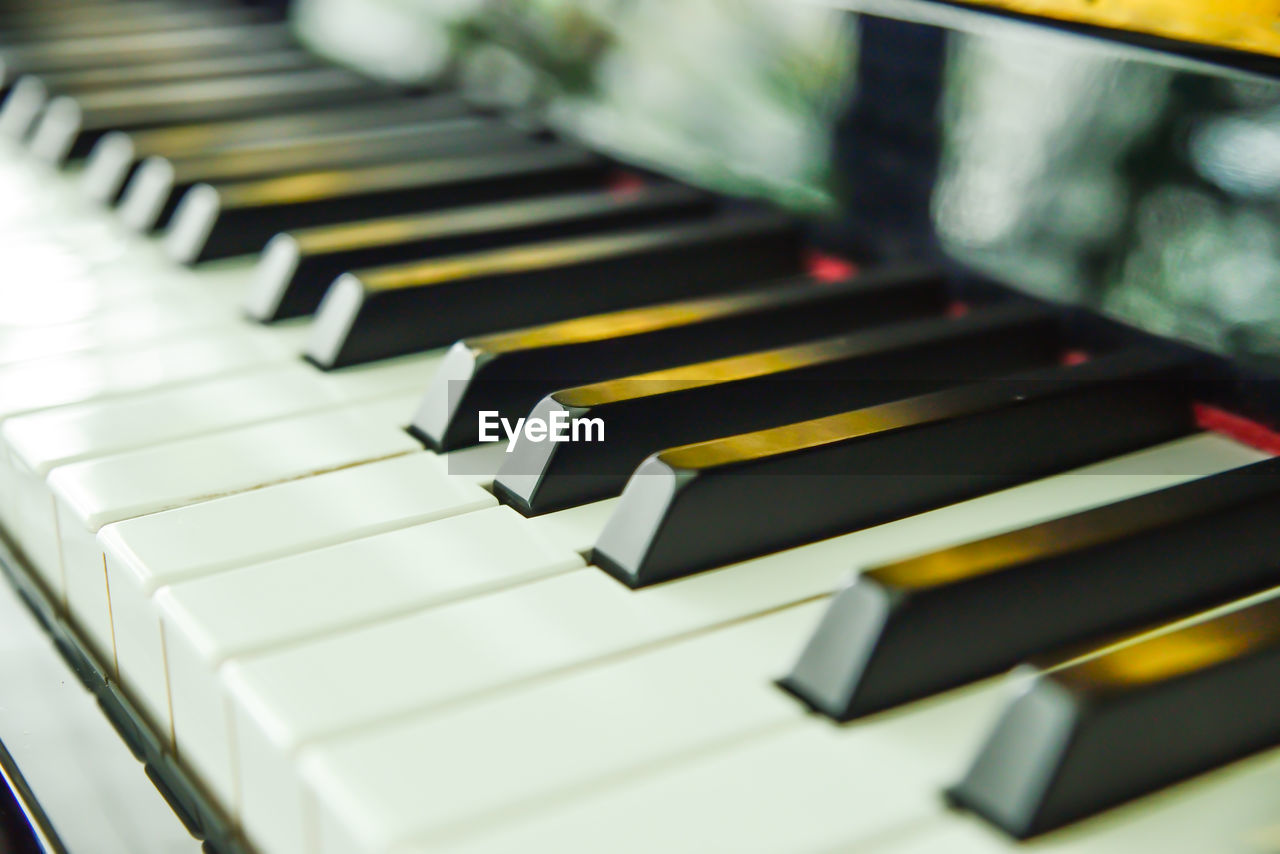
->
left=528, top=496, right=621, bottom=555
left=0, top=332, right=306, bottom=586
left=0, top=328, right=290, bottom=423
left=229, top=433, right=1263, bottom=854
left=872, top=747, right=1280, bottom=854
left=49, top=394, right=424, bottom=664
left=301, top=602, right=825, bottom=854
left=403, top=683, right=1006, bottom=854
left=101, top=452, right=494, bottom=732
left=0, top=353, right=441, bottom=539
left=225, top=558, right=842, bottom=854
left=0, top=291, right=232, bottom=365
left=158, top=507, right=583, bottom=811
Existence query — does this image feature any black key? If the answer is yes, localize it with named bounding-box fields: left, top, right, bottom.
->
left=949, top=593, right=1280, bottom=837
left=305, top=212, right=804, bottom=369
left=493, top=304, right=1061, bottom=515
left=0, top=23, right=297, bottom=89
left=414, top=266, right=949, bottom=452
left=592, top=348, right=1197, bottom=587
left=31, top=66, right=385, bottom=163
left=165, top=145, right=607, bottom=264
left=781, top=455, right=1280, bottom=721
left=249, top=183, right=714, bottom=322
left=0, top=4, right=269, bottom=42
left=80, top=95, right=472, bottom=204
left=0, top=49, right=322, bottom=142
left=119, top=118, right=538, bottom=232
left=35, top=49, right=318, bottom=92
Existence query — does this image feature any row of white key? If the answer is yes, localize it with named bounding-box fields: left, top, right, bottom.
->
left=151, top=434, right=1264, bottom=854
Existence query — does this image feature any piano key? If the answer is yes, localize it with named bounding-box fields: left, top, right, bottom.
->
left=0, top=4, right=271, bottom=43
left=81, top=95, right=472, bottom=204
left=300, top=603, right=824, bottom=854
left=1, top=4, right=267, bottom=45
left=221, top=558, right=843, bottom=853
left=494, top=303, right=1061, bottom=515
left=949, top=590, right=1280, bottom=837
left=0, top=289, right=229, bottom=365
left=0, top=23, right=297, bottom=90
left=388, top=686, right=1003, bottom=854
left=247, top=183, right=715, bottom=322
left=119, top=117, right=541, bottom=232
left=49, top=392, right=423, bottom=662
left=103, top=453, right=498, bottom=736
left=305, top=212, right=803, bottom=368
left=880, top=751, right=1280, bottom=854
left=2, top=353, right=436, bottom=485
left=528, top=496, right=623, bottom=554
left=593, top=348, right=1198, bottom=588
left=208, top=434, right=1255, bottom=854
left=0, top=330, right=303, bottom=589
left=782, top=455, right=1280, bottom=721
left=30, top=66, right=387, bottom=164
left=166, top=145, right=608, bottom=264
left=0, top=1, right=181, bottom=29
left=30, top=48, right=318, bottom=93
left=0, top=325, right=293, bottom=424
left=0, top=50, right=322, bottom=142
left=0, top=352, right=439, bottom=564
left=414, top=266, right=948, bottom=452
left=310, top=455, right=1277, bottom=854
left=157, top=507, right=585, bottom=807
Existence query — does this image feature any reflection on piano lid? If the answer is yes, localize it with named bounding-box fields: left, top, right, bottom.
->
left=0, top=2, right=1277, bottom=854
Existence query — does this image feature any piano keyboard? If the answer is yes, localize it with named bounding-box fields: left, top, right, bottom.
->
left=0, top=2, right=1278, bottom=853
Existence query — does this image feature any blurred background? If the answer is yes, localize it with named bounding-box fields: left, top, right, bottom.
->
left=290, top=0, right=1280, bottom=365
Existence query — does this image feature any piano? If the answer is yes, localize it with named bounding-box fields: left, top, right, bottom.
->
left=0, top=0, right=1277, bottom=852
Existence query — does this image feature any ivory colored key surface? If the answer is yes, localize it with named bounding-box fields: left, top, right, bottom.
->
left=2, top=354, right=437, bottom=484
left=0, top=290, right=231, bottom=365
left=48, top=392, right=424, bottom=663
left=100, top=453, right=496, bottom=731
left=157, top=507, right=584, bottom=811
left=399, top=685, right=1007, bottom=854
left=300, top=603, right=825, bottom=854
left=0, top=326, right=292, bottom=425
left=227, top=435, right=1259, bottom=854
left=219, top=433, right=1261, bottom=854
left=0, top=353, right=440, bottom=573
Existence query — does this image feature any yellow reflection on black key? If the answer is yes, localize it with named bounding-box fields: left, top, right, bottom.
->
left=951, top=589, right=1280, bottom=838
left=304, top=212, right=802, bottom=368
left=782, top=455, right=1280, bottom=720
left=593, top=348, right=1196, bottom=587
left=411, top=267, right=948, bottom=451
